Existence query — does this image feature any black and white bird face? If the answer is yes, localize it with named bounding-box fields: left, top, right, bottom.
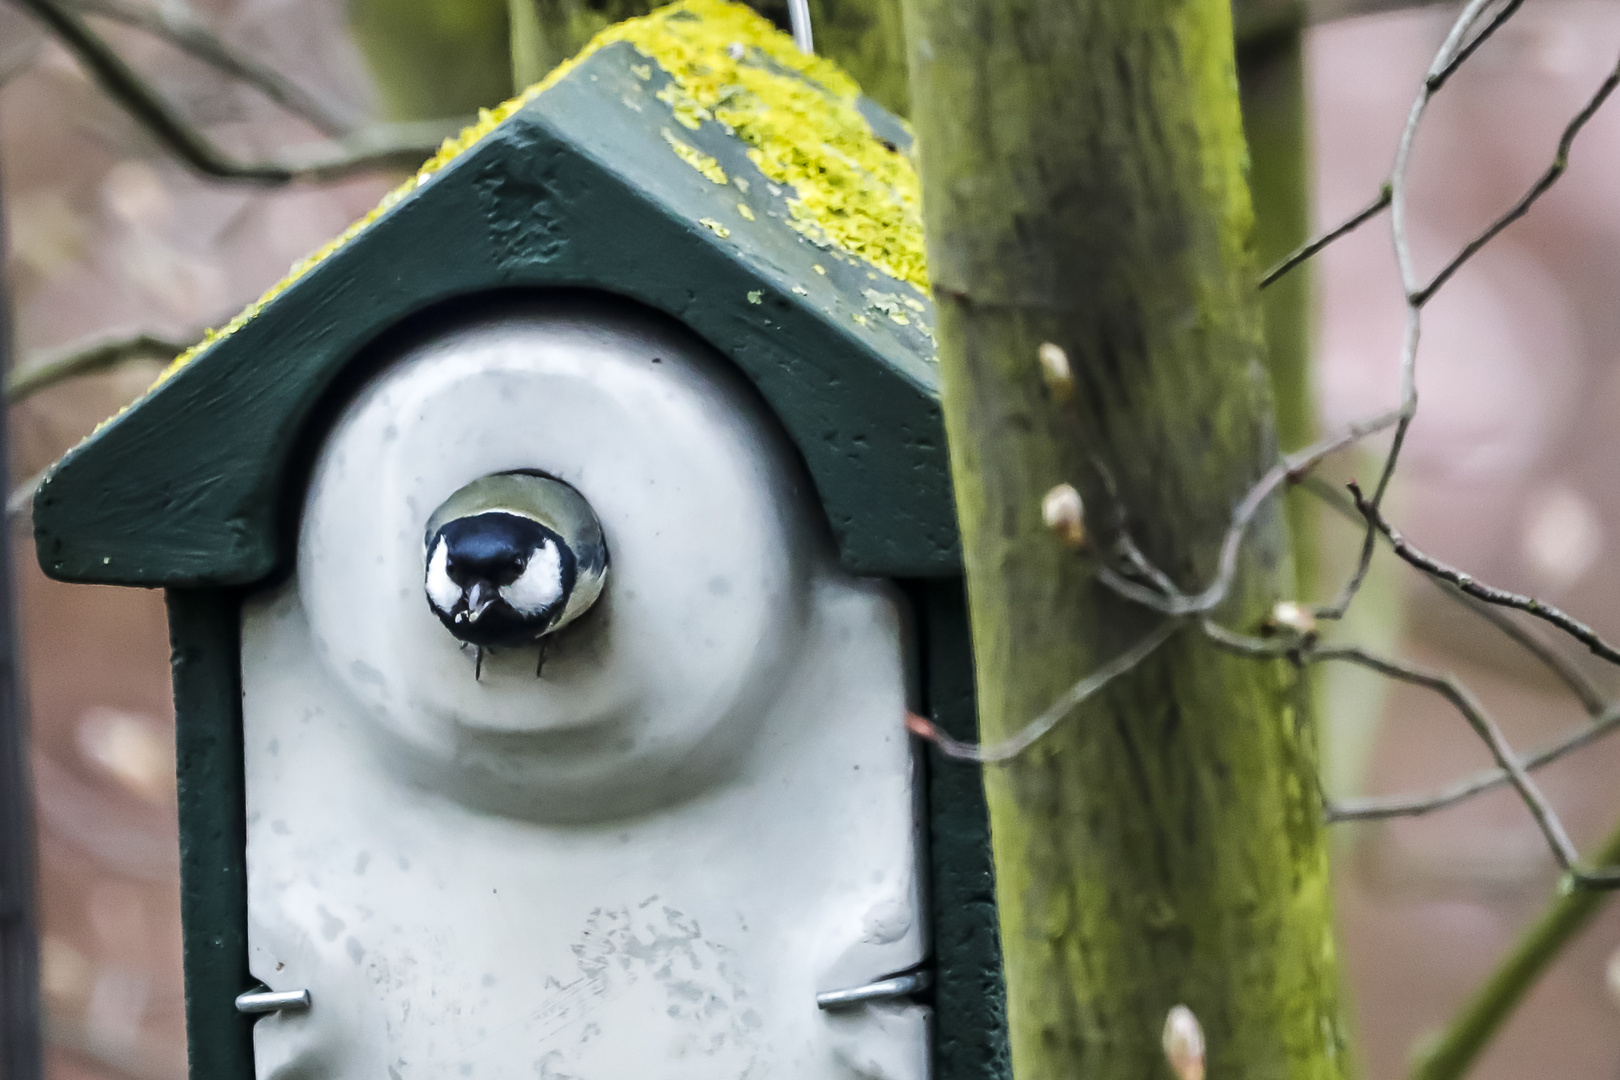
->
left=423, top=473, right=609, bottom=654
left=425, top=512, right=574, bottom=647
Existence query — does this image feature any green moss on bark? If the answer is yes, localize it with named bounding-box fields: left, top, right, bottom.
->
left=902, top=0, right=1350, bottom=1075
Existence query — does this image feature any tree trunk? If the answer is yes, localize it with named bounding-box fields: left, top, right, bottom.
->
left=901, top=0, right=1351, bottom=1076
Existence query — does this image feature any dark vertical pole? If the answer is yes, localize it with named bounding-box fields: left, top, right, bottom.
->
left=0, top=153, right=45, bottom=1080
left=166, top=588, right=254, bottom=1080
left=908, top=578, right=1009, bottom=1080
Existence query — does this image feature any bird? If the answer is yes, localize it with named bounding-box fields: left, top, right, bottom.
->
left=423, top=472, right=608, bottom=678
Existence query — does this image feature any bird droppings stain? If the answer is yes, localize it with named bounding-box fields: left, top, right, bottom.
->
left=518, top=901, right=758, bottom=1069
left=347, top=936, right=366, bottom=964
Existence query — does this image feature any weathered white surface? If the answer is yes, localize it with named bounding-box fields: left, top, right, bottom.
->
left=242, top=301, right=928, bottom=1079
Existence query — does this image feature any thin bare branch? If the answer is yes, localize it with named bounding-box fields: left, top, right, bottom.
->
left=908, top=620, right=1181, bottom=764
left=1310, top=0, right=1538, bottom=622
left=1312, top=647, right=1578, bottom=863
left=1301, top=476, right=1610, bottom=715
left=1425, top=0, right=1524, bottom=94
left=1259, top=184, right=1391, bottom=290
left=64, top=0, right=351, bottom=135
left=1413, top=52, right=1620, bottom=305
left=1095, top=408, right=1403, bottom=617
left=6, top=332, right=189, bottom=402
left=1327, top=705, right=1620, bottom=821
left=1201, top=617, right=1620, bottom=880
left=14, top=0, right=460, bottom=183
left=1350, top=481, right=1620, bottom=669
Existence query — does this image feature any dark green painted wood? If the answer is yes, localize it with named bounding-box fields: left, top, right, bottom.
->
left=34, top=42, right=956, bottom=589
left=906, top=578, right=1009, bottom=1080
left=167, top=589, right=254, bottom=1080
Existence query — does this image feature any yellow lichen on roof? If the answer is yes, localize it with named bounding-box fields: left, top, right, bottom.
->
left=661, top=128, right=728, bottom=185
left=149, top=0, right=925, bottom=392
left=618, top=0, right=926, bottom=289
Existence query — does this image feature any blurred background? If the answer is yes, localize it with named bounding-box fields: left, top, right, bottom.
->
left=6, top=0, right=1620, bottom=1077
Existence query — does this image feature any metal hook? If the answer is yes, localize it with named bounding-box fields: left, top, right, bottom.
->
left=815, top=969, right=930, bottom=1010
left=236, top=988, right=311, bottom=1015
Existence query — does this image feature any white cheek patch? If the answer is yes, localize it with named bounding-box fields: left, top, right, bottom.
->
left=425, top=537, right=462, bottom=614
left=501, top=539, right=563, bottom=617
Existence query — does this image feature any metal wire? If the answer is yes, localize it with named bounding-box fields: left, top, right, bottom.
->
left=786, top=0, right=814, bottom=54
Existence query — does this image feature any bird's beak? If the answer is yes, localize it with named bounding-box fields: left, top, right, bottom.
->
left=465, top=581, right=496, bottom=623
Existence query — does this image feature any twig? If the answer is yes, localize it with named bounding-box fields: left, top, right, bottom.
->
left=1317, top=646, right=1620, bottom=888
left=1259, top=184, right=1391, bottom=290
left=64, top=0, right=350, bottom=135
left=6, top=332, right=189, bottom=402
left=13, top=0, right=459, bottom=183
left=1323, top=642, right=1576, bottom=869
left=1425, top=0, right=1524, bottom=95
left=1301, top=476, right=1609, bottom=715
left=1313, top=0, right=1541, bottom=622
left=1095, top=408, right=1402, bottom=617
left=908, top=620, right=1181, bottom=764
left=1326, top=704, right=1620, bottom=821
left=1408, top=814, right=1620, bottom=1080
left=1414, top=44, right=1620, bottom=306
left=1350, top=481, right=1620, bottom=669
left=1202, top=618, right=1620, bottom=853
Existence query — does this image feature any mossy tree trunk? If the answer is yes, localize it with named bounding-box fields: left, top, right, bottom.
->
left=902, top=0, right=1350, bottom=1076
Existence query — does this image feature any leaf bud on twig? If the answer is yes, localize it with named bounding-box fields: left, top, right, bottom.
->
left=1042, top=483, right=1086, bottom=549
left=1266, top=600, right=1317, bottom=641
left=1037, top=342, right=1073, bottom=402
left=1162, top=1004, right=1206, bottom=1080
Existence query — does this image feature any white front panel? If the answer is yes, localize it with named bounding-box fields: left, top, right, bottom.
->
left=239, top=301, right=928, bottom=1079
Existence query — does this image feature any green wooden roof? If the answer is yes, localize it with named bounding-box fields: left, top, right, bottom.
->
left=32, top=3, right=960, bottom=587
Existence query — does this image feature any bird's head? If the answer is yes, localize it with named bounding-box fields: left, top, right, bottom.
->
left=423, top=473, right=608, bottom=650
left=425, top=512, right=575, bottom=646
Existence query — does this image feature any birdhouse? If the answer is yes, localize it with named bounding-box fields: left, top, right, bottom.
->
left=32, top=3, right=1006, bottom=1077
